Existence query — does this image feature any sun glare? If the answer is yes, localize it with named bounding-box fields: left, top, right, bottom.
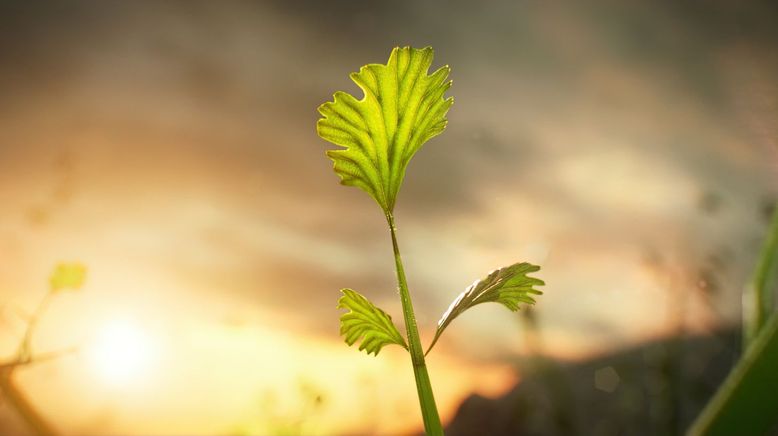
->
left=89, top=320, right=155, bottom=386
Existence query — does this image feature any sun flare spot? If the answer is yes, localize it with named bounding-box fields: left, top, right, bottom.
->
left=89, top=320, right=155, bottom=386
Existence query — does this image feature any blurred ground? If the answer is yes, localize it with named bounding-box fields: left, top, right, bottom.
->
left=447, top=329, right=743, bottom=435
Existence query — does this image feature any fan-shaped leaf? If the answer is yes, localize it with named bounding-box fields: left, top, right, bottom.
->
left=317, top=46, right=454, bottom=213
left=338, top=288, right=408, bottom=356
left=426, top=262, right=544, bottom=355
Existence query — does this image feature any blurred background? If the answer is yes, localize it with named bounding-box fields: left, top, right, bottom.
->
left=0, top=1, right=777, bottom=435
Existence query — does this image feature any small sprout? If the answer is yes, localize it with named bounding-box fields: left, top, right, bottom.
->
left=317, top=47, right=543, bottom=435
left=2, top=263, right=87, bottom=436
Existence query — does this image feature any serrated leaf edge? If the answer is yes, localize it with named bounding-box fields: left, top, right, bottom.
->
left=425, top=262, right=544, bottom=355
left=316, top=46, right=454, bottom=212
left=338, top=288, right=408, bottom=356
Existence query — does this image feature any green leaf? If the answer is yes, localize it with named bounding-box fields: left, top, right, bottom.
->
left=49, top=263, right=87, bottom=292
left=338, top=288, right=408, bottom=356
left=317, top=46, right=454, bottom=213
left=426, top=262, right=544, bottom=355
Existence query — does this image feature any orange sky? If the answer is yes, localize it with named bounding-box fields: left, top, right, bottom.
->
left=1, top=1, right=777, bottom=435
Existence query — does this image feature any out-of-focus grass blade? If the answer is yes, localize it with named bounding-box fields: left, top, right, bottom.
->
left=688, top=311, right=778, bottom=435
left=743, top=206, right=778, bottom=348
left=690, top=205, right=778, bottom=436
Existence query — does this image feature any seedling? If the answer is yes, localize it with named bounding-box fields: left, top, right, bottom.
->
left=316, top=46, right=544, bottom=435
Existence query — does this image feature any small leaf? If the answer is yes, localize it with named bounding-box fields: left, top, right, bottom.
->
left=49, top=263, right=87, bottom=292
left=338, top=288, right=408, bottom=356
left=426, top=262, right=544, bottom=355
left=317, top=46, right=454, bottom=213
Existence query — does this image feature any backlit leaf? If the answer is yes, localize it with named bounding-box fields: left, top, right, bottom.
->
left=317, top=46, right=453, bottom=213
left=338, top=288, right=408, bottom=356
left=426, top=262, right=544, bottom=354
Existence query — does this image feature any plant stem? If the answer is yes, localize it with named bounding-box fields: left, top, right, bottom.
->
left=0, top=366, right=58, bottom=436
left=386, top=212, right=443, bottom=436
left=17, top=291, right=54, bottom=362
left=743, top=204, right=778, bottom=350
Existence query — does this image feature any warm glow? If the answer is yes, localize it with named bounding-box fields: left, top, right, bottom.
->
left=2, top=3, right=770, bottom=434
left=89, top=320, right=155, bottom=386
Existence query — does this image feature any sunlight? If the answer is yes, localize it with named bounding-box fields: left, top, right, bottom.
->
left=88, top=319, right=155, bottom=386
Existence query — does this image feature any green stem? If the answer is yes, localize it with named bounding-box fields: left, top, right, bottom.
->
left=743, top=204, right=778, bottom=350
left=386, top=212, right=443, bottom=436
left=17, top=291, right=54, bottom=362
